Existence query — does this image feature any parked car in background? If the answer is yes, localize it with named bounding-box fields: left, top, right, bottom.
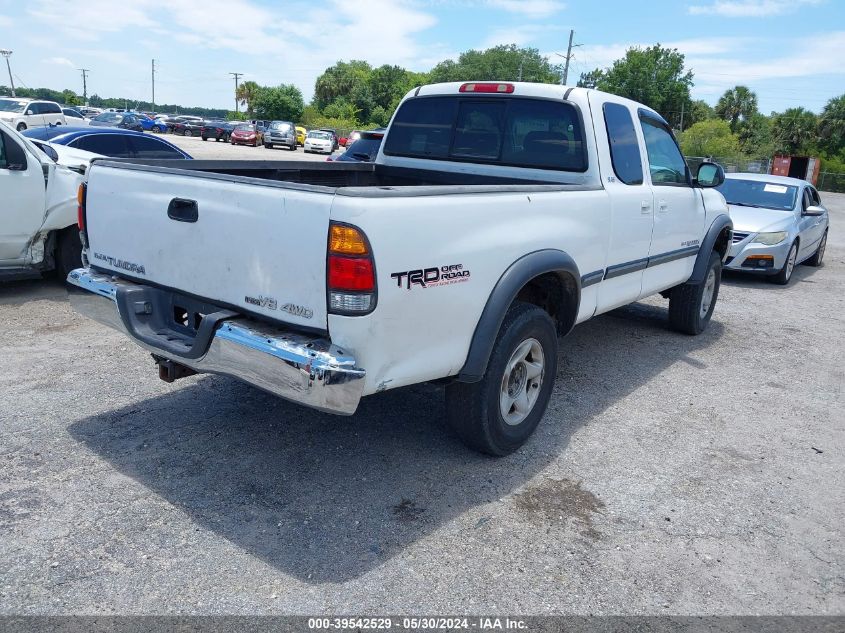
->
left=134, top=113, right=168, bottom=133
left=89, top=112, right=144, bottom=131
left=171, top=119, right=207, bottom=136
left=328, top=128, right=385, bottom=162
left=0, top=98, right=66, bottom=131
left=230, top=123, right=263, bottom=146
left=303, top=129, right=334, bottom=154
left=201, top=121, right=236, bottom=142
left=22, top=126, right=192, bottom=159
left=78, top=107, right=102, bottom=118
left=718, top=173, right=829, bottom=285
left=344, top=130, right=361, bottom=147
left=264, top=120, right=297, bottom=150
left=61, top=107, right=89, bottom=125
left=163, top=115, right=203, bottom=133
left=0, top=120, right=99, bottom=280
left=317, top=127, right=339, bottom=150
left=295, top=125, right=306, bottom=146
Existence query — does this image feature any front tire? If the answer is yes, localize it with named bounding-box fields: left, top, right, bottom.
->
left=16, top=122, right=26, bottom=131
left=806, top=231, right=827, bottom=267
left=668, top=250, right=721, bottom=335
left=770, top=241, right=798, bottom=285
left=184, top=130, right=192, bottom=137
left=445, top=302, right=558, bottom=456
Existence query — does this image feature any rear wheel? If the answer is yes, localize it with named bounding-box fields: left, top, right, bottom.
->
left=264, top=143, right=273, bottom=149
left=56, top=228, right=83, bottom=282
left=806, top=231, right=827, bottom=267
left=770, top=241, right=798, bottom=285
left=184, top=129, right=192, bottom=137
left=201, top=136, right=207, bottom=141
left=668, top=250, right=721, bottom=335
left=445, top=302, right=558, bottom=456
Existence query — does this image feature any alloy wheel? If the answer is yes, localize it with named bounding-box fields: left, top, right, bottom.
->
left=499, top=338, right=545, bottom=426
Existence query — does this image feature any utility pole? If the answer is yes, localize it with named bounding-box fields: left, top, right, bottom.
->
left=679, top=101, right=685, bottom=132
left=151, top=59, right=156, bottom=113
left=0, top=50, right=15, bottom=97
left=229, top=72, right=243, bottom=114
left=78, top=68, right=90, bottom=105
left=518, top=60, right=523, bottom=82
left=562, top=29, right=575, bottom=85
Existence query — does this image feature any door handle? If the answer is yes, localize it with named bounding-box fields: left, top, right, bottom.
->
left=641, top=201, right=652, bottom=214
left=167, top=198, right=199, bottom=223
left=658, top=200, right=669, bottom=214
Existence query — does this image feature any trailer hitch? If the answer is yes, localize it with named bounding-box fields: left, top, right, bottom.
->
left=153, top=355, right=197, bottom=383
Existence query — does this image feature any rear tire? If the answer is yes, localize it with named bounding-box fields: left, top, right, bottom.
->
left=806, top=231, right=827, bottom=267
left=184, top=130, right=192, bottom=137
left=445, top=302, right=558, bottom=456
left=668, top=250, right=721, bottom=335
left=769, top=241, right=798, bottom=285
left=56, top=228, right=83, bottom=282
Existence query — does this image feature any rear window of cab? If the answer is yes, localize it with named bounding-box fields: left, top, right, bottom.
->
left=383, top=96, right=587, bottom=172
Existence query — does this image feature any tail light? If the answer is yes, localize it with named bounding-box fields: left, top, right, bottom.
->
left=76, top=182, right=87, bottom=231
left=327, top=222, right=376, bottom=315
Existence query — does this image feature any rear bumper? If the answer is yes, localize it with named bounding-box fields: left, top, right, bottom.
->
left=67, top=268, right=365, bottom=415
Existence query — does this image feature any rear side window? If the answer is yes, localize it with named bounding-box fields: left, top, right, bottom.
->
left=385, top=96, right=586, bottom=171
left=128, top=136, right=184, bottom=159
left=603, top=103, right=643, bottom=185
left=71, top=134, right=131, bottom=157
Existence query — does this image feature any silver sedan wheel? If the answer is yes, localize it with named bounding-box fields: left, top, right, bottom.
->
left=700, top=267, right=717, bottom=319
left=500, top=337, right=545, bottom=426
left=784, top=243, right=797, bottom=281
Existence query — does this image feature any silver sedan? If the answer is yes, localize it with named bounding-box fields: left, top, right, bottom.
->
left=717, top=173, right=829, bottom=285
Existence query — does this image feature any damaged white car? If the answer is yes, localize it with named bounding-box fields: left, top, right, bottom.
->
left=0, top=119, right=99, bottom=281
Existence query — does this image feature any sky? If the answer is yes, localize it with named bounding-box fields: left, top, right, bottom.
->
left=0, top=0, right=843, bottom=114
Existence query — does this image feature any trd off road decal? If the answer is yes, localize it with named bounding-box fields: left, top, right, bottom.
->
left=391, top=263, right=471, bottom=289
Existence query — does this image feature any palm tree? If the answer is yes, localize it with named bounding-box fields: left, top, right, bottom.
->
left=818, top=94, right=845, bottom=155
left=715, top=86, right=758, bottom=131
left=235, top=80, right=260, bottom=117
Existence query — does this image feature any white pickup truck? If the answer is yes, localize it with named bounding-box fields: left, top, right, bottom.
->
left=68, top=82, right=732, bottom=455
left=0, top=120, right=97, bottom=280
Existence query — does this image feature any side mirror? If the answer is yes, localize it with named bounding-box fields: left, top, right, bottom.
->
left=695, top=161, right=725, bottom=188
left=25, top=109, right=34, bottom=116
left=803, top=205, right=825, bottom=217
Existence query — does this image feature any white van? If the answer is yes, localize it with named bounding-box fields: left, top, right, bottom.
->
left=0, top=99, right=67, bottom=131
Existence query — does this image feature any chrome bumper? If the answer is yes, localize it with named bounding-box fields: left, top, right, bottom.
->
left=67, top=268, right=365, bottom=415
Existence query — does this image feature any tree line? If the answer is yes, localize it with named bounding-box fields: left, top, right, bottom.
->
left=3, top=42, right=843, bottom=172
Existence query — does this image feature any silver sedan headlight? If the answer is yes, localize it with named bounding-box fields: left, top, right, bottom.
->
left=752, top=231, right=788, bottom=246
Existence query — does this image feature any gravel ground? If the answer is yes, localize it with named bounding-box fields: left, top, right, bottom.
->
left=163, top=132, right=337, bottom=161
left=0, top=193, right=842, bottom=615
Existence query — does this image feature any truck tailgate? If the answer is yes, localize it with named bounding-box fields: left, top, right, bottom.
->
left=84, top=162, right=332, bottom=329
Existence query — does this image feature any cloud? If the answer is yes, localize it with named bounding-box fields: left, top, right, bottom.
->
left=688, top=0, right=824, bottom=17
left=0, top=14, right=12, bottom=27
left=29, top=0, right=153, bottom=39
left=480, top=25, right=563, bottom=49
left=43, top=56, right=76, bottom=68
left=486, top=0, right=566, bottom=18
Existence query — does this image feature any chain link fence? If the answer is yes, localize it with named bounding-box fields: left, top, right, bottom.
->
left=817, top=172, right=845, bottom=194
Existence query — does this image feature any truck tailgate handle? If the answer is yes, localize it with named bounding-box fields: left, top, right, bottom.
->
left=167, top=198, right=199, bottom=223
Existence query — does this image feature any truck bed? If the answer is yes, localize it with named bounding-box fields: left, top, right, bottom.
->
left=94, top=158, right=590, bottom=192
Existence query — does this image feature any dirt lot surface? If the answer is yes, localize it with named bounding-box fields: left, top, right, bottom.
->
left=0, top=192, right=842, bottom=615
